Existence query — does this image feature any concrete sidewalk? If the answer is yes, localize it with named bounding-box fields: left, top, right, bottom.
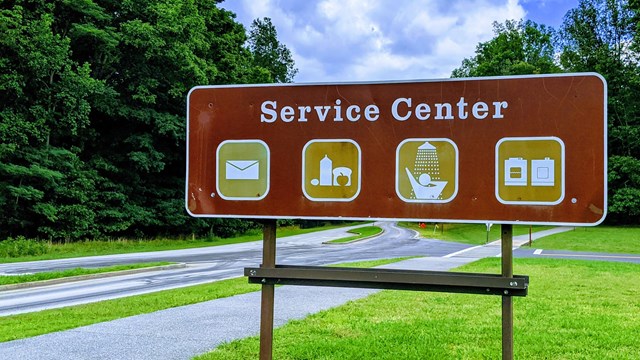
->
left=0, top=227, right=572, bottom=360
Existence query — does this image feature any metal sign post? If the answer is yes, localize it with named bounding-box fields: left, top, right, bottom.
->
left=501, top=224, right=513, bottom=360
left=259, top=220, right=276, bottom=360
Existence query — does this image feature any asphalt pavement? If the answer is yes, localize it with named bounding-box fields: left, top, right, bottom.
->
left=0, top=222, right=469, bottom=316
left=1, top=225, right=638, bottom=359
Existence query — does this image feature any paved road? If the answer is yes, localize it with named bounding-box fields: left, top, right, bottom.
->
left=0, top=222, right=470, bottom=316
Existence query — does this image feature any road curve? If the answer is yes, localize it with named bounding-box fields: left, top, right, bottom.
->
left=0, top=222, right=470, bottom=316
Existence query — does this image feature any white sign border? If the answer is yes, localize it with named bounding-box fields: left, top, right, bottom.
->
left=186, top=72, right=608, bottom=226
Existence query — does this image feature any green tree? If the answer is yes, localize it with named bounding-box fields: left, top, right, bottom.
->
left=559, top=0, right=640, bottom=222
left=452, top=19, right=561, bottom=78
left=0, top=3, right=106, bottom=239
left=248, top=17, right=298, bottom=83
left=69, top=0, right=271, bottom=238
left=1, top=1, right=294, bottom=240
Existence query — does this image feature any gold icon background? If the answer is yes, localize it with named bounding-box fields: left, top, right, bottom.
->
left=496, top=138, right=563, bottom=203
left=303, top=141, right=360, bottom=201
left=396, top=140, right=458, bottom=202
left=217, top=141, right=269, bottom=200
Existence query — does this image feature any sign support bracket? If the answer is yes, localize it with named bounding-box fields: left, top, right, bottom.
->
left=246, top=265, right=528, bottom=296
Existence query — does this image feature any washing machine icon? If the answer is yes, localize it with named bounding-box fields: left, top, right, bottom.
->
left=531, top=157, right=555, bottom=186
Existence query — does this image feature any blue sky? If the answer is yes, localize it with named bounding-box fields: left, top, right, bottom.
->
left=220, top=0, right=579, bottom=83
left=521, top=0, right=578, bottom=28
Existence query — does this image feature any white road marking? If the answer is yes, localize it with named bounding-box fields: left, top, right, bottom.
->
left=442, top=245, right=483, bottom=258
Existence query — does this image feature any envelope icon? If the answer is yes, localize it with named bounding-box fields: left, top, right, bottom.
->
left=226, top=160, right=259, bottom=180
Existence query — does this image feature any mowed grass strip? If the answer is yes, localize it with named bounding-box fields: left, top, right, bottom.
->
left=0, top=258, right=405, bottom=343
left=327, top=226, right=383, bottom=244
left=533, top=226, right=640, bottom=254
left=196, top=258, right=640, bottom=360
left=329, top=257, right=417, bottom=268
left=0, top=262, right=172, bottom=286
left=401, top=222, right=552, bottom=245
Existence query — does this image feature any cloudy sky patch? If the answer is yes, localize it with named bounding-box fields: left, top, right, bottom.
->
left=221, top=0, right=577, bottom=83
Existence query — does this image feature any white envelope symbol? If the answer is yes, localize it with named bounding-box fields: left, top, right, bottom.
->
left=226, top=160, right=259, bottom=180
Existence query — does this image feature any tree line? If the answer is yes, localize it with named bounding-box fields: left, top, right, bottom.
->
left=1, top=0, right=296, bottom=241
left=1, top=0, right=638, bottom=242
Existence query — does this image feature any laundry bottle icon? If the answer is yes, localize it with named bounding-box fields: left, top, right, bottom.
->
left=504, top=157, right=527, bottom=186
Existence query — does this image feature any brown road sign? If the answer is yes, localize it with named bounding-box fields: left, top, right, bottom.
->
left=186, top=73, right=607, bottom=225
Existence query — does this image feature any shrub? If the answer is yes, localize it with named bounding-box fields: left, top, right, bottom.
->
left=0, top=237, right=50, bottom=258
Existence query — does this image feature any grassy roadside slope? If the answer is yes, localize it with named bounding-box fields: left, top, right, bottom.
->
left=196, top=258, right=640, bottom=360
left=533, top=226, right=640, bottom=254
left=326, top=226, right=383, bottom=244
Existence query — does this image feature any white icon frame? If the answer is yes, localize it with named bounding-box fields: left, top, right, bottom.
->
left=216, top=139, right=270, bottom=201
left=495, top=136, right=565, bottom=205
left=302, top=139, right=362, bottom=202
left=395, top=138, right=459, bottom=204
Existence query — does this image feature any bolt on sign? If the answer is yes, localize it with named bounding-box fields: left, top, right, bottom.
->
left=186, top=73, right=607, bottom=225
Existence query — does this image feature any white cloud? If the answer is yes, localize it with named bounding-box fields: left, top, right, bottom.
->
left=221, top=0, right=526, bottom=82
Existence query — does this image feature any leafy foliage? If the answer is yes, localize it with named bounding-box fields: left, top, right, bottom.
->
left=248, top=17, right=298, bottom=83
left=559, top=0, right=640, bottom=223
left=0, top=0, right=296, bottom=241
left=452, top=20, right=561, bottom=77
left=0, top=236, right=50, bottom=258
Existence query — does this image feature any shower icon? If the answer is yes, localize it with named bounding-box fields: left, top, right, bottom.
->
left=396, top=139, right=458, bottom=203
left=404, top=142, right=448, bottom=199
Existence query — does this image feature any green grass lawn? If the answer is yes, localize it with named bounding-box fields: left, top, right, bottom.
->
left=0, top=258, right=403, bottom=343
left=326, top=226, right=383, bottom=244
left=195, top=258, right=640, bottom=360
left=401, top=222, right=552, bottom=245
left=533, top=226, right=640, bottom=254
left=0, top=223, right=365, bottom=263
left=0, top=262, right=172, bottom=286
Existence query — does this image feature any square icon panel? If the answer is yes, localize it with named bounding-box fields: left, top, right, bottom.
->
left=302, top=139, right=361, bottom=202
left=216, top=140, right=269, bottom=200
left=396, top=138, right=458, bottom=203
left=495, top=137, right=564, bottom=205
